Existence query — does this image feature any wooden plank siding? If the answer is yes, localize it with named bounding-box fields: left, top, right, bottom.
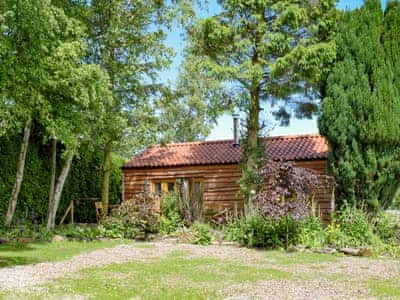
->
left=123, top=164, right=243, bottom=213
left=122, top=159, right=334, bottom=221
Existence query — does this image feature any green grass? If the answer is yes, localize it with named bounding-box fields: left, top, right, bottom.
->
left=0, top=240, right=129, bottom=268
left=366, top=277, right=400, bottom=298
left=8, top=254, right=291, bottom=300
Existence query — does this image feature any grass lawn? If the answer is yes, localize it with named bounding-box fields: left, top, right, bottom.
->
left=0, top=241, right=399, bottom=299
left=42, top=253, right=291, bottom=299
left=0, top=239, right=128, bottom=268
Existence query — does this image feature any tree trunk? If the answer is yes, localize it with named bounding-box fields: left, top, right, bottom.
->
left=4, top=119, right=32, bottom=226
left=244, top=89, right=260, bottom=215
left=101, top=140, right=112, bottom=215
left=46, top=151, right=74, bottom=230
left=46, top=139, right=57, bottom=224
left=247, top=90, right=260, bottom=174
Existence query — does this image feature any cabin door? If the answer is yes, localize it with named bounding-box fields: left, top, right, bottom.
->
left=179, top=178, right=203, bottom=223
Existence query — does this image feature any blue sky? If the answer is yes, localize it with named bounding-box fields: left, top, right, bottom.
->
left=162, top=0, right=386, bottom=140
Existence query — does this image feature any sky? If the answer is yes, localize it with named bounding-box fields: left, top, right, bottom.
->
left=162, top=0, right=387, bottom=141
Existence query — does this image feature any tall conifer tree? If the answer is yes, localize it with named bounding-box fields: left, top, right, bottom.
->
left=186, top=0, right=336, bottom=209
left=319, top=0, right=400, bottom=209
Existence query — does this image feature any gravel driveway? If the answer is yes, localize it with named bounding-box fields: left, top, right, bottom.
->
left=1, top=241, right=399, bottom=299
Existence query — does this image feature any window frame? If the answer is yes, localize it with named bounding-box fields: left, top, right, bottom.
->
left=151, top=179, right=178, bottom=196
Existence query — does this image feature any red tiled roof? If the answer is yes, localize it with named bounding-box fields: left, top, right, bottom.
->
left=123, top=134, right=329, bottom=169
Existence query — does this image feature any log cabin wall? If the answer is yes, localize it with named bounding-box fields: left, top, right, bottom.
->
left=122, top=159, right=334, bottom=220
left=123, top=164, right=243, bottom=214
left=295, top=160, right=327, bottom=174
left=309, top=175, right=336, bottom=223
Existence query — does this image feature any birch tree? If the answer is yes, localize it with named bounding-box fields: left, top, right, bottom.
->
left=85, top=0, right=186, bottom=211
left=0, top=0, right=84, bottom=226
left=44, top=52, right=112, bottom=228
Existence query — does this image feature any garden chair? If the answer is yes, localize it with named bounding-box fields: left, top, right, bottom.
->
left=95, top=201, right=105, bottom=224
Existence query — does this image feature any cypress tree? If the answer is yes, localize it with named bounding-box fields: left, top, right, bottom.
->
left=319, top=0, right=400, bottom=209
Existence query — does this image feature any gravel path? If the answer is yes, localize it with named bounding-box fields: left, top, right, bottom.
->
left=0, top=241, right=399, bottom=299
left=221, top=278, right=370, bottom=300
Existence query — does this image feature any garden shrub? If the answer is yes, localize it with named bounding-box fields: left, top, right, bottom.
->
left=103, top=194, right=159, bottom=240
left=298, top=217, right=326, bottom=248
left=372, top=211, right=397, bottom=243
left=159, top=192, right=183, bottom=235
left=333, top=205, right=374, bottom=247
left=225, top=215, right=299, bottom=248
left=257, top=161, right=327, bottom=219
left=323, top=205, right=381, bottom=248
left=102, top=218, right=140, bottom=239
left=189, top=221, right=212, bottom=245
left=59, top=225, right=102, bottom=241
left=0, top=224, right=55, bottom=241
left=159, top=215, right=182, bottom=235
left=173, top=222, right=212, bottom=245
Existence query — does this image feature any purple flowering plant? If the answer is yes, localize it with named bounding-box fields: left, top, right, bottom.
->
left=257, top=161, right=319, bottom=220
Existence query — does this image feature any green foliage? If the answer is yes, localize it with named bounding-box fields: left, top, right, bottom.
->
left=225, top=215, right=299, bottom=249
left=238, top=136, right=266, bottom=200
left=58, top=224, right=139, bottom=241
left=161, top=192, right=180, bottom=219
left=159, top=193, right=184, bottom=235
left=103, top=195, right=159, bottom=240
left=65, top=0, right=198, bottom=155
left=156, top=58, right=232, bottom=143
left=324, top=224, right=350, bottom=248
left=372, top=211, right=397, bottom=243
left=0, top=224, right=54, bottom=242
left=224, top=206, right=399, bottom=251
left=336, top=205, right=374, bottom=246
left=189, top=222, right=212, bottom=245
left=298, top=217, right=326, bottom=248
left=319, top=0, right=400, bottom=209
left=0, top=132, right=122, bottom=223
left=59, top=225, right=102, bottom=242
left=326, top=205, right=374, bottom=247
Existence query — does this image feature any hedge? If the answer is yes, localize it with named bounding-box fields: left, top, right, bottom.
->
left=0, top=129, right=122, bottom=225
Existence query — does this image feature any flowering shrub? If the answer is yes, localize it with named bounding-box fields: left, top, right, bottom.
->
left=257, top=161, right=321, bottom=220
left=103, top=194, right=159, bottom=240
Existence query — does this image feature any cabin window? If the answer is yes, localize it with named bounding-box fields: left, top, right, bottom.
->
left=154, top=182, right=162, bottom=196
left=168, top=182, right=175, bottom=192
left=152, top=179, right=202, bottom=197
left=152, top=180, right=177, bottom=195
left=192, top=181, right=202, bottom=195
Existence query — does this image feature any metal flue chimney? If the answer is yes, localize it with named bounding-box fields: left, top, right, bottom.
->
left=233, top=114, right=240, bottom=146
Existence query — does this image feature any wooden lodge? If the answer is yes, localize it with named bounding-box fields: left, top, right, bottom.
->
left=122, top=134, right=335, bottom=222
